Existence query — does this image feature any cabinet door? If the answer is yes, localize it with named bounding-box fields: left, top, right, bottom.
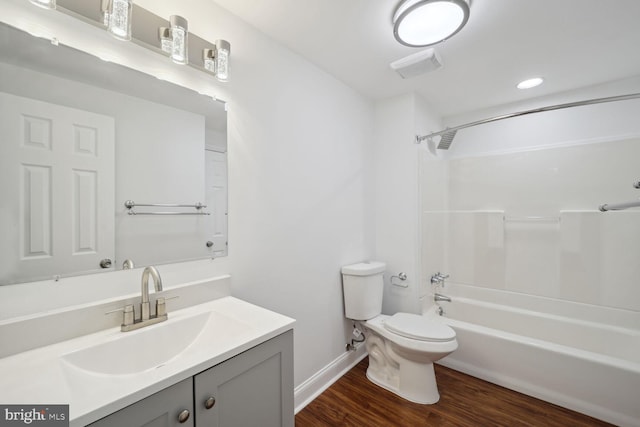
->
left=89, top=378, right=194, bottom=427
left=194, top=330, right=293, bottom=427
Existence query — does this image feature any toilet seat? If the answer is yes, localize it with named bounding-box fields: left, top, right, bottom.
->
left=384, top=312, right=455, bottom=342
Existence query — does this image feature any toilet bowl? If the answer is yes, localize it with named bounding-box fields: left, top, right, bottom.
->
left=363, top=312, right=457, bottom=404
left=341, top=261, right=457, bottom=404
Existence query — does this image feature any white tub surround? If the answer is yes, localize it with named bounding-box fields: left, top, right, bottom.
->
left=0, top=279, right=295, bottom=426
left=435, top=283, right=640, bottom=427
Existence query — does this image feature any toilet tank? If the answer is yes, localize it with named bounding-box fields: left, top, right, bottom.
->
left=341, top=261, right=386, bottom=320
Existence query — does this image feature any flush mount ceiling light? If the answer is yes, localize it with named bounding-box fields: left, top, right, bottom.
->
left=393, top=0, right=470, bottom=47
left=517, top=77, right=544, bottom=89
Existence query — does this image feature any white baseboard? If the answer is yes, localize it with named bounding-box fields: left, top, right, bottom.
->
left=294, top=344, right=367, bottom=414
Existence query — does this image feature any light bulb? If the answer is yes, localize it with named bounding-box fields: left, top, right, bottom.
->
left=516, top=77, right=544, bottom=90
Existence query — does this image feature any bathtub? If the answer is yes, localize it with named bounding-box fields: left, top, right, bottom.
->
left=433, top=283, right=640, bottom=427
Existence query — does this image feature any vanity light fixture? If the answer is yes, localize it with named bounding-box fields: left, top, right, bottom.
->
left=28, top=0, right=56, bottom=10
left=393, top=0, right=470, bottom=47
left=517, top=77, right=544, bottom=89
left=169, top=15, right=188, bottom=65
left=102, top=0, right=134, bottom=41
left=202, top=40, right=231, bottom=82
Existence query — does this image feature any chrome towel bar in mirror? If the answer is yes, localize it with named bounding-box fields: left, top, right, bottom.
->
left=124, top=200, right=210, bottom=215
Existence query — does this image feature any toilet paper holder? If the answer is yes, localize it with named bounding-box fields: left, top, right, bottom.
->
left=390, top=272, right=408, bottom=288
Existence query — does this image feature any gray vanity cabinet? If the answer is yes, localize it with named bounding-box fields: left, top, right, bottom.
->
left=194, top=330, right=294, bottom=427
left=88, top=330, right=293, bottom=427
left=89, top=377, right=194, bottom=427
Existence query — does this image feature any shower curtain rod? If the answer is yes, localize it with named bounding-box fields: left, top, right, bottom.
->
left=416, top=92, right=640, bottom=146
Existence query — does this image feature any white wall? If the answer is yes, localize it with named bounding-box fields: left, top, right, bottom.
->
left=442, top=76, right=640, bottom=158
left=206, top=128, right=227, bottom=152
left=1, top=0, right=376, bottom=392
left=373, top=93, right=443, bottom=315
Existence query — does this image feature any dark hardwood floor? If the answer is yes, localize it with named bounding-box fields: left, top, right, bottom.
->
left=296, top=357, right=613, bottom=427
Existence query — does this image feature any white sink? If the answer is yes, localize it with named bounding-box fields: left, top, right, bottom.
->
left=61, top=311, right=213, bottom=375
left=0, top=294, right=295, bottom=427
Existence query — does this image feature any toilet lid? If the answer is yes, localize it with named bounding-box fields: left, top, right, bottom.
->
left=384, top=313, right=455, bottom=342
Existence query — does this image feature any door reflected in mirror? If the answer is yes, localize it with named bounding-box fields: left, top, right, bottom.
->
left=0, top=22, right=228, bottom=286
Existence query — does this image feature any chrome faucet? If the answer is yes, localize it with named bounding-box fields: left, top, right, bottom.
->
left=430, top=272, right=450, bottom=286
left=121, top=266, right=167, bottom=332
left=140, top=266, right=163, bottom=321
left=434, top=293, right=452, bottom=303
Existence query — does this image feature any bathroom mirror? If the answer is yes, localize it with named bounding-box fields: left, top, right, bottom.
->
left=0, top=22, right=228, bottom=286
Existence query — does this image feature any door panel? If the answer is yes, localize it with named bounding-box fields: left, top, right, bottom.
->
left=205, top=150, right=227, bottom=256
left=0, top=92, right=115, bottom=283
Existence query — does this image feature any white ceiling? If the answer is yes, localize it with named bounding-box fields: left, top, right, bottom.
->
left=211, top=0, right=640, bottom=117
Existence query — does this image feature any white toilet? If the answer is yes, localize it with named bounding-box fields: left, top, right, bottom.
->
left=342, top=261, right=457, bottom=404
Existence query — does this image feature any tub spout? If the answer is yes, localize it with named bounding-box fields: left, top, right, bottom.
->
left=434, top=293, right=452, bottom=303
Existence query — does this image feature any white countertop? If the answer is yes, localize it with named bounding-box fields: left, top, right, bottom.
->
left=0, top=296, right=295, bottom=426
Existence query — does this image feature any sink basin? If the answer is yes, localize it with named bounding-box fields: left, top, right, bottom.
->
left=61, top=311, right=211, bottom=375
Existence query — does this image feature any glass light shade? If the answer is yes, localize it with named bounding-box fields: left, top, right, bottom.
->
left=107, top=0, right=133, bottom=41
left=214, top=40, right=230, bottom=82
left=393, top=0, right=469, bottom=47
left=29, top=0, right=56, bottom=9
left=170, top=15, right=188, bottom=65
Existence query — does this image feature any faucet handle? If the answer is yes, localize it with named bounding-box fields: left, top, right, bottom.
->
left=122, top=304, right=135, bottom=327
left=431, top=272, right=450, bottom=285
left=156, top=297, right=167, bottom=318
left=141, top=301, right=150, bottom=322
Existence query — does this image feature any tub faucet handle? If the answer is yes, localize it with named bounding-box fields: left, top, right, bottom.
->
left=431, top=272, right=449, bottom=285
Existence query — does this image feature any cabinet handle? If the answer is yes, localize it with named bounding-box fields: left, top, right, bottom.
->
left=177, top=409, right=190, bottom=423
left=204, top=396, right=216, bottom=410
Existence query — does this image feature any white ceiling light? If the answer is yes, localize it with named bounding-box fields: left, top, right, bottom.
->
left=517, top=77, right=544, bottom=89
left=393, top=0, right=470, bottom=47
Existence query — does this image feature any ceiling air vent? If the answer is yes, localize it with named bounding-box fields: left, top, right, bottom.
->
left=390, top=48, right=442, bottom=79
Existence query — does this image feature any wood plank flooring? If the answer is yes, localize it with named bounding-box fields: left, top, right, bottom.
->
left=296, top=357, right=613, bottom=427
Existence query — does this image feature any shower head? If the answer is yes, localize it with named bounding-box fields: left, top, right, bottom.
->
left=437, top=129, right=457, bottom=150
